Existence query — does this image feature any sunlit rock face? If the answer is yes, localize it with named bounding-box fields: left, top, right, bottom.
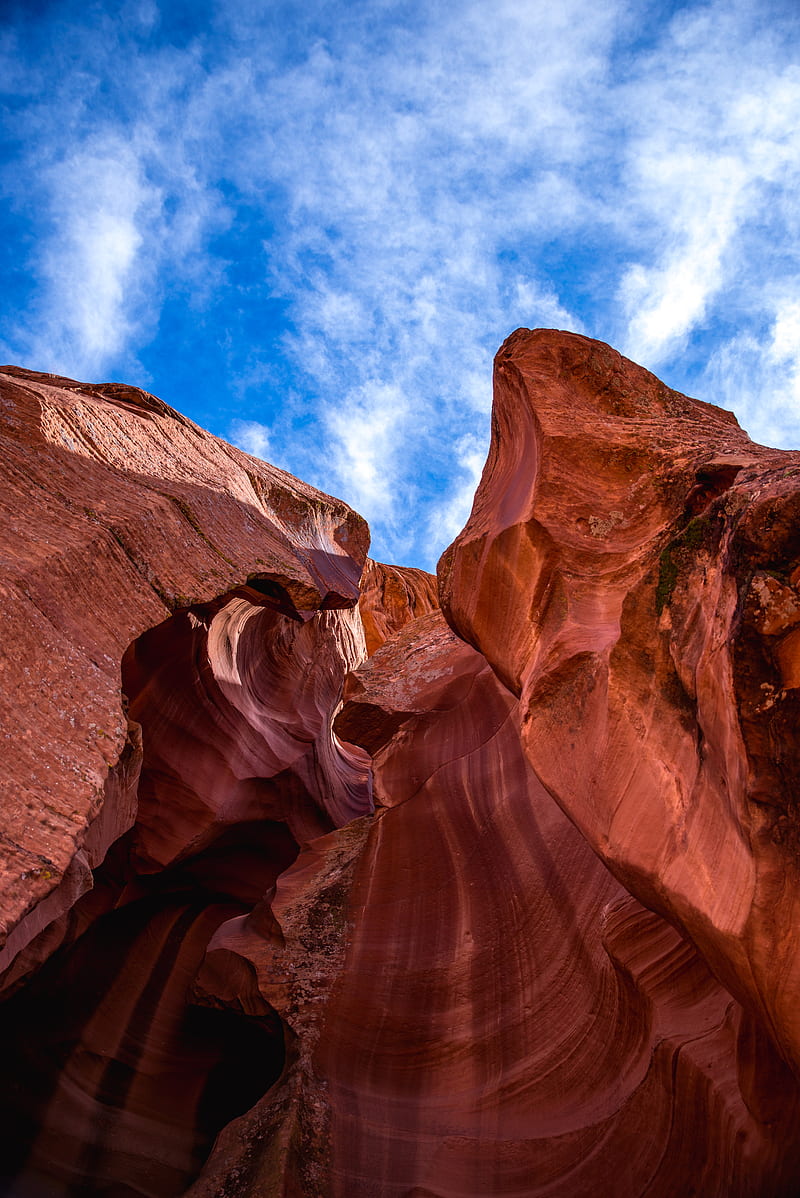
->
left=357, top=557, right=439, bottom=654
left=440, top=329, right=800, bottom=1083
left=3, top=338, right=800, bottom=1198
left=0, top=364, right=369, bottom=993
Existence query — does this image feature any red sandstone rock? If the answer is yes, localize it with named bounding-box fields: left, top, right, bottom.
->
left=308, top=613, right=800, bottom=1195
left=440, top=327, right=800, bottom=1081
left=357, top=558, right=438, bottom=654
left=188, top=609, right=800, bottom=1196
left=4, top=340, right=800, bottom=1198
left=0, top=365, right=368, bottom=980
left=0, top=365, right=375, bottom=1195
left=122, top=601, right=370, bottom=872
left=184, top=815, right=374, bottom=1198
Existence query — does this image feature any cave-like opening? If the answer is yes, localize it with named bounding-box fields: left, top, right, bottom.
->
left=0, top=826, right=292, bottom=1198
left=0, top=586, right=370, bottom=1198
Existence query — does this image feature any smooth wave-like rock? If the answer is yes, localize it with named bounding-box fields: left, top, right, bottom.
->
left=0, top=890, right=284, bottom=1197
left=440, top=328, right=800, bottom=1078
left=123, top=600, right=370, bottom=870
left=323, top=612, right=799, bottom=1196
left=0, top=365, right=373, bottom=1195
left=182, top=610, right=800, bottom=1196
left=0, top=364, right=368, bottom=991
left=3, top=335, right=800, bottom=1197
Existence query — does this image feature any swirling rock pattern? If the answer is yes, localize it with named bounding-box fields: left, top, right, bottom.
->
left=3, top=336, right=800, bottom=1197
left=440, top=331, right=800, bottom=1131
left=321, top=612, right=800, bottom=1196
left=0, top=364, right=368, bottom=991
left=0, top=366, right=371, bottom=1195
left=123, top=600, right=371, bottom=870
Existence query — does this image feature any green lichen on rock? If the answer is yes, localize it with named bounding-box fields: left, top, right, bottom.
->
left=656, top=545, right=680, bottom=614
left=655, top=515, right=713, bottom=615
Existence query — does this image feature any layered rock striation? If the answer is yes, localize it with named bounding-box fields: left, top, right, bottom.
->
left=2, top=334, right=800, bottom=1197
left=0, top=365, right=371, bottom=1194
left=440, top=329, right=800, bottom=1082
left=0, top=365, right=369, bottom=987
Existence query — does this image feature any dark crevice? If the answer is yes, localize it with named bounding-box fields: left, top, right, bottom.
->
left=0, top=588, right=342, bottom=1197
left=684, top=462, right=743, bottom=517
left=0, top=825, right=291, bottom=1198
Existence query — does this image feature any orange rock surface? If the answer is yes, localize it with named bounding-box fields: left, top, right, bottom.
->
left=357, top=557, right=438, bottom=654
left=0, top=365, right=371, bottom=1193
left=2, top=339, right=800, bottom=1197
left=440, top=329, right=800, bottom=1082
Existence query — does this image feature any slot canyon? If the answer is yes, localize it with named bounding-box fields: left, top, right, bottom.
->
left=2, top=328, right=800, bottom=1195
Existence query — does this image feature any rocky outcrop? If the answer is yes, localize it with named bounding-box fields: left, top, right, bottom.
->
left=3, top=335, right=800, bottom=1197
left=0, top=365, right=372, bottom=1195
left=0, top=364, right=369, bottom=994
left=357, top=558, right=438, bottom=654
left=440, top=327, right=800, bottom=1083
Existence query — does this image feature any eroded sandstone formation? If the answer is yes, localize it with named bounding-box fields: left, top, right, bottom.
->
left=439, top=329, right=800, bottom=1083
left=2, top=334, right=800, bottom=1197
left=0, top=365, right=371, bottom=1194
left=357, top=557, right=439, bottom=655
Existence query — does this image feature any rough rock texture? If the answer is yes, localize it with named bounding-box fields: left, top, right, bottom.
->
left=3, top=335, right=800, bottom=1197
left=357, top=558, right=438, bottom=654
left=183, top=815, right=374, bottom=1198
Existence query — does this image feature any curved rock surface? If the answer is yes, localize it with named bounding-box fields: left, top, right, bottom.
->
left=357, top=558, right=438, bottom=654
left=3, top=337, right=800, bottom=1197
left=440, top=327, right=800, bottom=1078
left=323, top=612, right=798, bottom=1196
left=123, top=600, right=370, bottom=871
left=0, top=365, right=372, bottom=1194
left=0, top=364, right=369, bottom=990
left=183, top=609, right=800, bottom=1197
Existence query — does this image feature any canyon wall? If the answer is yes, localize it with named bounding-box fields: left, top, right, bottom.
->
left=1, top=333, right=800, bottom=1196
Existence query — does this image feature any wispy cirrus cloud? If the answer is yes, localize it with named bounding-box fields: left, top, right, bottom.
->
left=427, top=432, right=489, bottom=561
left=229, top=418, right=272, bottom=461
left=616, top=3, right=800, bottom=371
left=703, top=293, right=800, bottom=450
left=15, top=138, right=161, bottom=379
left=1, top=0, right=799, bottom=566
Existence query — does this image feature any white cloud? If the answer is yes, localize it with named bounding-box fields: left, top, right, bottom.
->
left=428, top=432, right=489, bottom=553
left=324, top=381, right=408, bottom=522
left=770, top=299, right=800, bottom=380
left=620, top=157, right=748, bottom=365
left=1, top=30, right=230, bottom=379
left=510, top=278, right=583, bottom=337
left=119, top=0, right=159, bottom=32
left=3, top=0, right=800, bottom=566
left=701, top=293, right=800, bottom=450
left=229, top=418, right=273, bottom=460
left=615, top=2, right=800, bottom=369
left=8, top=137, right=162, bottom=378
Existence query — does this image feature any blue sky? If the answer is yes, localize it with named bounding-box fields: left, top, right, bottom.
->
left=2, top=0, right=799, bottom=569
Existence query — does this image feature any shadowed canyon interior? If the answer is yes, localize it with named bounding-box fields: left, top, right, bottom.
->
left=2, top=332, right=800, bottom=1195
